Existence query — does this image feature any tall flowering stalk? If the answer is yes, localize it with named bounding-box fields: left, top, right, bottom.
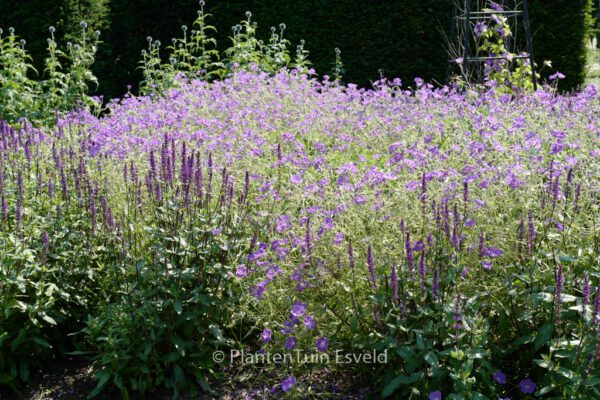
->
left=419, top=250, right=426, bottom=290
left=527, top=211, right=536, bottom=253
left=16, top=171, right=23, bottom=227
left=405, top=231, right=414, bottom=278
left=367, top=244, right=377, bottom=289
left=391, top=265, right=398, bottom=304
left=453, top=293, right=462, bottom=341
left=583, top=273, right=591, bottom=309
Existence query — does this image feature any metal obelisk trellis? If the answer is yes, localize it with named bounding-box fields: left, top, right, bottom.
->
left=447, top=0, right=538, bottom=90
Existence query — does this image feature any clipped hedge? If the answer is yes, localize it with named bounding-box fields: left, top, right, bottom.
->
left=0, top=0, right=594, bottom=97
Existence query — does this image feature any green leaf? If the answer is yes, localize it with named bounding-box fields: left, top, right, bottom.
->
left=19, top=361, right=29, bottom=382
left=514, top=333, right=534, bottom=346
left=42, top=315, right=57, bottom=325
left=174, top=299, right=182, bottom=315
left=382, top=373, right=423, bottom=398
left=533, top=359, right=551, bottom=369
left=416, top=333, right=425, bottom=351
left=534, top=323, right=554, bottom=351
left=585, top=376, right=600, bottom=387
left=558, top=255, right=575, bottom=264
left=531, top=292, right=553, bottom=303
left=396, top=347, right=413, bottom=361
left=424, top=351, right=438, bottom=366
left=32, top=337, right=52, bottom=348
left=556, top=367, right=574, bottom=379
left=87, top=370, right=111, bottom=399
left=173, top=364, right=185, bottom=385
left=535, top=385, right=554, bottom=397
left=209, top=324, right=225, bottom=343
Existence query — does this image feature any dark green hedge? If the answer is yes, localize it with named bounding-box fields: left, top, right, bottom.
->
left=0, top=0, right=594, bottom=98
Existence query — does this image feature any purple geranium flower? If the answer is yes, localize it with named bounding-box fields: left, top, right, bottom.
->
left=333, top=232, right=345, bottom=245
left=276, top=215, right=291, bottom=233
left=304, top=315, right=316, bottom=330
left=281, top=376, right=296, bottom=393
left=260, top=329, right=272, bottom=343
left=474, top=21, right=488, bottom=37
left=549, top=71, right=565, bottom=80
left=290, top=173, right=303, bottom=184
left=316, top=336, right=329, bottom=352
left=493, top=370, right=507, bottom=384
left=484, top=246, right=503, bottom=258
left=285, top=336, right=297, bottom=350
left=413, top=240, right=425, bottom=252
left=519, top=378, right=536, bottom=394
left=291, top=301, right=307, bottom=317
left=235, top=265, right=248, bottom=278
left=429, top=390, right=442, bottom=400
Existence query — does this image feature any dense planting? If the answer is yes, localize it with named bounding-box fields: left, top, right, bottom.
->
left=1, top=69, right=599, bottom=398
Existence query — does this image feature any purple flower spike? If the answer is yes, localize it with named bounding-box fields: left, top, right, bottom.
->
left=348, top=241, right=355, bottom=270
left=367, top=244, right=377, bottom=289
left=583, top=273, right=591, bottom=308
left=519, top=378, right=536, bottom=394
left=432, top=269, right=439, bottom=300
left=391, top=265, right=399, bottom=304
left=405, top=231, right=414, bottom=275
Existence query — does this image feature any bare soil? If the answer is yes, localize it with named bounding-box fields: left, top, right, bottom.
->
left=0, top=358, right=373, bottom=400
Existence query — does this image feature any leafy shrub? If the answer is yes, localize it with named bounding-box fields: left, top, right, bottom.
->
left=0, top=23, right=100, bottom=126
left=82, top=151, right=256, bottom=398
left=138, top=5, right=311, bottom=96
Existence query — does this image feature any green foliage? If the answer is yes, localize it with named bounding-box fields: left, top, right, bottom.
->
left=0, top=0, right=109, bottom=90
left=0, top=29, right=40, bottom=123
left=0, top=146, right=117, bottom=388
left=137, top=6, right=312, bottom=96
left=78, top=148, right=256, bottom=398
left=0, top=24, right=101, bottom=126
